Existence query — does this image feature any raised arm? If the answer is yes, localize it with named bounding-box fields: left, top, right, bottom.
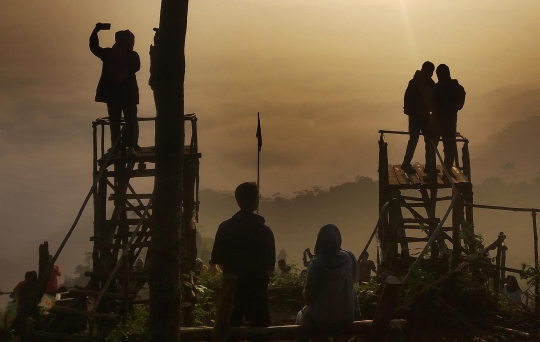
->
left=89, top=24, right=106, bottom=60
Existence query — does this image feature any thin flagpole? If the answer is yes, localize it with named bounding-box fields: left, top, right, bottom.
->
left=256, top=112, right=262, bottom=214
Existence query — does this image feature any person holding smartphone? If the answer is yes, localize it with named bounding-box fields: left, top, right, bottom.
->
left=90, top=23, right=141, bottom=157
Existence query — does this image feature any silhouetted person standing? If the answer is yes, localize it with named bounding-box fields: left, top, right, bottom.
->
left=90, top=23, right=140, bottom=157
left=425, top=64, right=466, bottom=181
left=211, top=182, right=276, bottom=328
left=357, top=251, right=376, bottom=283
left=401, top=61, right=435, bottom=174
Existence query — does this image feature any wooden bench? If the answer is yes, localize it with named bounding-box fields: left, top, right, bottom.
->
left=179, top=319, right=407, bottom=341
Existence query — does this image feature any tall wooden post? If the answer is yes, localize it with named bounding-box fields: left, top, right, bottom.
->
left=500, top=243, right=507, bottom=291
left=494, top=234, right=502, bottom=295
left=532, top=212, right=539, bottom=314
left=451, top=187, right=464, bottom=267
left=150, top=0, right=190, bottom=341
left=368, top=276, right=401, bottom=342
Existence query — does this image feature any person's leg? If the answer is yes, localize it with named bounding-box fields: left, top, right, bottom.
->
left=441, top=117, right=457, bottom=176
left=244, top=288, right=270, bottom=327
left=441, top=131, right=456, bottom=175
left=122, top=104, right=138, bottom=148
left=107, top=103, right=122, bottom=148
left=243, top=284, right=271, bottom=342
left=229, top=291, right=245, bottom=327
left=402, top=116, right=421, bottom=171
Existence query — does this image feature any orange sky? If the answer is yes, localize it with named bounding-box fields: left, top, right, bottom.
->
left=1, top=0, right=540, bottom=279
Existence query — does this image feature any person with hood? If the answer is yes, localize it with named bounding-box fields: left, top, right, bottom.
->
left=424, top=64, right=466, bottom=181
left=90, top=23, right=141, bottom=157
left=211, top=182, right=276, bottom=327
left=503, top=275, right=522, bottom=304
left=401, top=61, right=435, bottom=174
left=296, top=224, right=360, bottom=332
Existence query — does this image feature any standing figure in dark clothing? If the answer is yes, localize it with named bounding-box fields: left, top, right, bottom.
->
left=90, top=23, right=141, bottom=157
left=11, top=271, right=39, bottom=333
left=424, top=64, right=466, bottom=181
left=211, top=182, right=276, bottom=327
left=357, top=251, right=376, bottom=283
left=401, top=61, right=435, bottom=174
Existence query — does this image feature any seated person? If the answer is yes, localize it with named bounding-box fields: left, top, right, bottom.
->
left=207, top=259, right=221, bottom=276
left=503, top=275, right=522, bottom=304
left=278, top=259, right=292, bottom=275
left=296, top=224, right=360, bottom=332
left=302, top=248, right=314, bottom=268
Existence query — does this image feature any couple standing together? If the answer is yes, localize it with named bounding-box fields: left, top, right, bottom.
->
left=211, top=182, right=359, bottom=333
left=401, top=62, right=466, bottom=181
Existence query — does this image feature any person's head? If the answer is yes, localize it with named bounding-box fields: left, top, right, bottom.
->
left=24, top=271, right=37, bottom=283
left=195, top=258, right=203, bottom=270
left=115, top=30, right=135, bottom=50
left=314, top=224, right=342, bottom=255
left=235, top=182, right=259, bottom=211
left=359, top=251, right=369, bottom=261
left=421, top=61, right=435, bottom=78
left=505, top=275, right=521, bottom=292
left=436, top=64, right=451, bottom=81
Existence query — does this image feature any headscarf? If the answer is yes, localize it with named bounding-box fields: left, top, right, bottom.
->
left=314, top=224, right=342, bottom=256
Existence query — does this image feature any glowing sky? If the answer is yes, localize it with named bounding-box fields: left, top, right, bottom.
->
left=1, top=0, right=540, bottom=277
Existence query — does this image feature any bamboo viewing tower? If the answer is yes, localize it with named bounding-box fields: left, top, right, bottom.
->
left=26, top=115, right=201, bottom=341
left=377, top=130, right=474, bottom=271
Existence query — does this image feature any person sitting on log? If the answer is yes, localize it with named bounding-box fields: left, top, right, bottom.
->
left=296, top=224, right=360, bottom=332
left=211, top=182, right=276, bottom=328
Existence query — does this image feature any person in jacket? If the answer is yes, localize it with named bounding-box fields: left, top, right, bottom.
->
left=296, top=224, right=360, bottom=332
left=11, top=271, right=39, bottom=333
left=44, top=256, right=62, bottom=294
left=401, top=61, right=435, bottom=174
left=90, top=23, right=141, bottom=157
left=424, top=64, right=466, bottom=181
left=211, top=182, right=276, bottom=327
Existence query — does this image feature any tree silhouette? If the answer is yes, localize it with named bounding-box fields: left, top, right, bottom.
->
left=501, top=162, right=516, bottom=184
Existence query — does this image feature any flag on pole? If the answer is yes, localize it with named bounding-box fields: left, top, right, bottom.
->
left=256, top=112, right=262, bottom=151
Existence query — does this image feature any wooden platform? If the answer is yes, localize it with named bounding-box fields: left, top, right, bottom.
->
left=97, top=146, right=201, bottom=167
left=387, top=162, right=469, bottom=189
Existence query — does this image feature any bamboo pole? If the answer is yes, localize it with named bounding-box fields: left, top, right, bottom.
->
left=494, top=233, right=503, bottom=295
left=368, top=276, right=401, bottom=342
left=500, top=244, right=507, bottom=288
left=533, top=212, right=539, bottom=314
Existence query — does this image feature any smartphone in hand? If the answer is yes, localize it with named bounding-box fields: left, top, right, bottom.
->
left=97, top=22, right=111, bottom=30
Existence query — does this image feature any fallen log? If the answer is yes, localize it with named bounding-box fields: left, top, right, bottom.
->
left=181, top=320, right=407, bottom=342
left=483, top=324, right=530, bottom=339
